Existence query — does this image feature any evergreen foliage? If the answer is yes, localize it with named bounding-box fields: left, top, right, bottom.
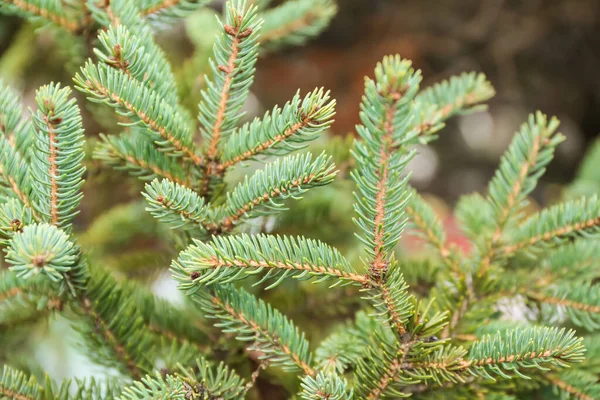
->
left=1, top=0, right=600, bottom=398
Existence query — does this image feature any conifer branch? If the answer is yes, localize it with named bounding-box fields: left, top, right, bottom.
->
left=75, top=63, right=201, bottom=165
left=31, top=84, right=85, bottom=233
left=548, top=372, right=600, bottom=400
left=94, top=25, right=180, bottom=105
left=219, top=153, right=336, bottom=228
left=476, top=112, right=564, bottom=276
left=200, top=0, right=261, bottom=160
left=0, top=366, right=43, bottom=400
left=406, top=188, right=460, bottom=273
left=300, top=372, right=353, bottom=400
left=222, top=88, right=335, bottom=167
left=73, top=269, right=156, bottom=380
left=0, top=138, right=38, bottom=220
left=2, top=0, right=82, bottom=33
left=192, top=285, right=315, bottom=376
left=138, top=0, right=208, bottom=18
left=143, top=179, right=215, bottom=232
left=260, top=0, right=337, bottom=49
left=78, top=295, right=143, bottom=380
left=500, top=195, right=600, bottom=255
left=95, top=134, right=193, bottom=188
left=530, top=283, right=600, bottom=331
left=173, top=233, right=367, bottom=289
left=412, top=72, right=495, bottom=143
left=351, top=56, right=421, bottom=278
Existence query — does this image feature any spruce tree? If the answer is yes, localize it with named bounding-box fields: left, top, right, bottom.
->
left=1, top=1, right=600, bottom=399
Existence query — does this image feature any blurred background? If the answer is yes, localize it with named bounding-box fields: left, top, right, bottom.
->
left=1, top=0, right=600, bottom=396
left=2, top=0, right=599, bottom=204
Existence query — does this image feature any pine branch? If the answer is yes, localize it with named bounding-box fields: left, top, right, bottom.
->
left=476, top=112, right=564, bottom=275
left=1, top=0, right=82, bottom=33
left=260, top=0, right=336, bottom=50
left=75, top=62, right=201, bottom=165
left=199, top=0, right=262, bottom=161
left=30, top=83, right=85, bottom=233
left=411, top=72, right=495, bottom=144
left=95, top=133, right=193, bottom=187
left=500, top=195, right=600, bottom=255
left=192, top=284, right=315, bottom=376
left=172, top=233, right=367, bottom=290
left=299, top=372, right=353, bottom=400
left=222, top=88, right=335, bottom=166
left=351, top=55, right=421, bottom=278
left=219, top=152, right=337, bottom=228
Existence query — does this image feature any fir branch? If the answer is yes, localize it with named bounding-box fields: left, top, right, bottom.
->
left=199, top=0, right=262, bottom=160
left=299, top=372, right=353, bottom=400
left=75, top=62, right=201, bottom=165
left=1, top=0, right=82, bottom=33
left=351, top=55, right=421, bottom=277
left=500, top=195, right=600, bottom=255
left=219, top=152, right=337, bottom=228
left=260, top=0, right=337, bottom=50
left=31, top=83, right=85, bottom=233
left=193, top=284, right=315, bottom=376
left=95, top=133, right=193, bottom=187
left=172, top=233, right=367, bottom=290
left=222, top=88, right=335, bottom=167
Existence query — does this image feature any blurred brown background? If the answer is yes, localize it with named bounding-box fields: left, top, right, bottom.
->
left=1, top=0, right=599, bottom=205
left=253, top=0, right=600, bottom=203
